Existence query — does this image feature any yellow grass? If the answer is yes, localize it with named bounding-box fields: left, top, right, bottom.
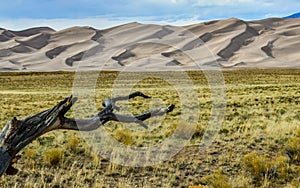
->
left=0, top=69, right=300, bottom=187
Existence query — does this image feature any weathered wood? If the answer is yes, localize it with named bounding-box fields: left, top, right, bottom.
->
left=0, top=92, right=174, bottom=176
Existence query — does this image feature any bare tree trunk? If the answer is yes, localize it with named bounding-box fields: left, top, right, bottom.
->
left=0, top=92, right=174, bottom=176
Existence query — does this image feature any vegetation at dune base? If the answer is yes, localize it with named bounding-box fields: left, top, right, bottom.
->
left=0, top=69, right=300, bottom=187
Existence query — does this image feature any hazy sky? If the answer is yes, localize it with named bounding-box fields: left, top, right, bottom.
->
left=0, top=0, right=299, bottom=30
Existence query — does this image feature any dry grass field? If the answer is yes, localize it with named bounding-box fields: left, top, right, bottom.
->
left=0, top=69, right=300, bottom=187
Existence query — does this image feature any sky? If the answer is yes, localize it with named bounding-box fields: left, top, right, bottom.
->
left=0, top=0, right=299, bottom=30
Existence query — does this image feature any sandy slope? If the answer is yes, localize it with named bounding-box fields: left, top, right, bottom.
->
left=0, top=18, right=299, bottom=71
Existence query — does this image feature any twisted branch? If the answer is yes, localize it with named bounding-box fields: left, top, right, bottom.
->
left=0, top=92, right=174, bottom=176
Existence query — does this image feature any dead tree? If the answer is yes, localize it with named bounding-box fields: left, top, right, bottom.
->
left=0, top=92, right=174, bottom=176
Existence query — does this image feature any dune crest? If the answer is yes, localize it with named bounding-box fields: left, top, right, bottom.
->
left=0, top=18, right=300, bottom=71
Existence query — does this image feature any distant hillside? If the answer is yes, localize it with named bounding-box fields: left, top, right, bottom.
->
left=0, top=17, right=300, bottom=71
left=284, top=12, right=300, bottom=18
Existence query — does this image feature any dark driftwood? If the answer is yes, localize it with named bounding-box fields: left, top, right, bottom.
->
left=0, top=92, right=174, bottom=176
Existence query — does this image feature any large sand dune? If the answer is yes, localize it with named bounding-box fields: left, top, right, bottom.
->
left=0, top=18, right=299, bottom=71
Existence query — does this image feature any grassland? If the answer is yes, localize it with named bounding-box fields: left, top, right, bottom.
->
left=0, top=69, right=300, bottom=187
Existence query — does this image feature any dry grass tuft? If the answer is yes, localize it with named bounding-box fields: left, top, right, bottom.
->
left=114, top=129, right=134, bottom=145
left=43, top=148, right=64, bottom=166
left=243, top=152, right=269, bottom=181
left=285, top=129, right=300, bottom=163
left=24, top=148, right=36, bottom=159
left=200, top=169, right=231, bottom=188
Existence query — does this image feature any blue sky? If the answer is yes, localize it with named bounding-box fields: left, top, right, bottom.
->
left=0, top=0, right=299, bottom=30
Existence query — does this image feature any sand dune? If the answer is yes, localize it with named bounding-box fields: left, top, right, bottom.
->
left=16, top=33, right=51, bottom=49
left=10, top=27, right=54, bottom=37
left=0, top=18, right=300, bottom=71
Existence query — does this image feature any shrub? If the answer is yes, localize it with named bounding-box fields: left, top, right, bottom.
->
left=24, top=148, right=36, bottom=159
left=66, top=136, right=83, bottom=154
left=66, top=137, right=79, bottom=149
left=243, top=152, right=292, bottom=185
left=285, top=130, right=300, bottom=163
left=269, top=156, right=291, bottom=183
left=23, top=148, right=37, bottom=168
left=90, top=151, right=100, bottom=167
left=43, top=148, right=64, bottom=166
left=243, top=152, right=269, bottom=181
left=200, top=169, right=231, bottom=188
left=192, top=123, right=204, bottom=139
left=114, top=129, right=133, bottom=145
